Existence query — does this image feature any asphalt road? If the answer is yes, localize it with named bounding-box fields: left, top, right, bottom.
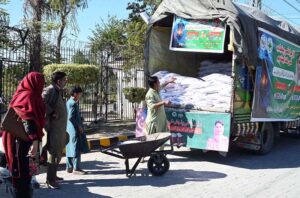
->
left=1, top=134, right=300, bottom=198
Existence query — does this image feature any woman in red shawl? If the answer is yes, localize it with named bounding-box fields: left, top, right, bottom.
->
left=2, top=72, right=46, bottom=198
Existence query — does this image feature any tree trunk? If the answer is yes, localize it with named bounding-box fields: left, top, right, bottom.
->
left=56, top=11, right=67, bottom=64
left=55, top=26, right=64, bottom=63
left=55, top=13, right=66, bottom=63
left=29, top=0, right=43, bottom=72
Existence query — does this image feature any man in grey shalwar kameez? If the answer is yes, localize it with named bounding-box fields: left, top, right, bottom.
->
left=42, top=71, right=67, bottom=189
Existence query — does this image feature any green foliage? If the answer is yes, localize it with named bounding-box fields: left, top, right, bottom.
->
left=123, top=87, right=146, bottom=104
left=0, top=0, right=9, bottom=45
left=123, top=20, right=147, bottom=71
left=2, top=63, right=28, bottom=100
left=89, top=15, right=126, bottom=53
left=121, top=0, right=162, bottom=72
left=126, top=0, right=162, bottom=21
left=0, top=0, right=9, bottom=17
left=43, top=64, right=99, bottom=84
left=41, top=41, right=58, bottom=65
left=88, top=0, right=163, bottom=72
left=47, top=0, right=88, bottom=63
left=49, top=0, right=88, bottom=11
left=72, top=51, right=90, bottom=64
left=43, top=21, right=61, bottom=32
left=47, top=0, right=88, bottom=33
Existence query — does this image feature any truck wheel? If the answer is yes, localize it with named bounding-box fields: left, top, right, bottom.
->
left=257, top=123, right=274, bottom=155
left=285, top=126, right=300, bottom=138
left=148, top=153, right=170, bottom=176
left=272, top=123, right=280, bottom=139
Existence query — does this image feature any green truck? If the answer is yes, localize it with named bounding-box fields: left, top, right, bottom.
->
left=143, top=0, right=300, bottom=154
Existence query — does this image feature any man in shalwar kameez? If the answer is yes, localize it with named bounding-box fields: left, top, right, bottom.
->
left=42, top=71, right=67, bottom=189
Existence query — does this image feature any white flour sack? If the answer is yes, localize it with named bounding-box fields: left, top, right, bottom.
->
left=152, top=60, right=233, bottom=112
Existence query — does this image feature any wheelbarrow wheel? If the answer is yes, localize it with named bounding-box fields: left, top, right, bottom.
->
left=148, top=153, right=169, bottom=176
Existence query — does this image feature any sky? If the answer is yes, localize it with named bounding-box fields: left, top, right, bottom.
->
left=2, top=0, right=131, bottom=42
left=235, top=0, right=300, bottom=27
left=2, top=0, right=300, bottom=43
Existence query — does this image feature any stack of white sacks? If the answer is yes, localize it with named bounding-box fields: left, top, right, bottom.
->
left=153, top=60, right=233, bottom=112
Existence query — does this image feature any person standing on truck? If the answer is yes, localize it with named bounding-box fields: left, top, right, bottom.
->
left=145, top=76, right=176, bottom=135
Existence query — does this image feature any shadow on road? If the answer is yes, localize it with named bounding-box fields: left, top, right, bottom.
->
left=76, top=160, right=119, bottom=170
left=171, top=135, right=300, bottom=170
left=35, top=186, right=111, bottom=198
left=46, top=161, right=119, bottom=174
left=35, top=161, right=122, bottom=198
left=59, top=169, right=226, bottom=188
left=35, top=160, right=226, bottom=197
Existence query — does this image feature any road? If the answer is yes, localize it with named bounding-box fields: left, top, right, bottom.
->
left=1, top=134, right=300, bottom=198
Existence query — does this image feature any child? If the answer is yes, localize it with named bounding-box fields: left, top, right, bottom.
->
left=65, top=86, right=87, bottom=175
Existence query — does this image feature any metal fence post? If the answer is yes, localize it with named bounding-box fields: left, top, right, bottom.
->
left=99, top=54, right=103, bottom=121
left=105, top=65, right=109, bottom=121
left=0, top=60, right=2, bottom=96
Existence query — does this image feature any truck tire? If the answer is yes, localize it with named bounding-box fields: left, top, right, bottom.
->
left=272, top=123, right=280, bottom=139
left=285, top=126, right=300, bottom=138
left=256, top=123, right=274, bottom=155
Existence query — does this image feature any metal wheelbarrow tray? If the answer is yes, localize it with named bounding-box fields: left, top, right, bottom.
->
left=100, top=132, right=172, bottom=177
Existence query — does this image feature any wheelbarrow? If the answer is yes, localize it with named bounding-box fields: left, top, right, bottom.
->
left=100, top=132, right=172, bottom=177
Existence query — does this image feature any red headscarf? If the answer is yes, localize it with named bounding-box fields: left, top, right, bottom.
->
left=2, top=72, right=46, bottom=175
left=9, top=72, right=46, bottom=140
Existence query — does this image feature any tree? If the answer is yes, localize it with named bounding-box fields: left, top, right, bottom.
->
left=89, top=15, right=126, bottom=57
left=72, top=50, right=90, bottom=64
left=123, top=87, right=147, bottom=119
left=41, top=40, right=58, bottom=65
left=23, top=0, right=88, bottom=71
left=127, top=0, right=161, bottom=21
left=0, top=0, right=9, bottom=25
left=123, top=0, right=162, bottom=70
left=89, top=16, right=125, bottom=118
left=48, top=0, right=88, bottom=63
left=123, top=20, right=147, bottom=70
left=2, top=63, right=28, bottom=99
left=0, top=0, right=10, bottom=45
left=24, top=0, right=47, bottom=72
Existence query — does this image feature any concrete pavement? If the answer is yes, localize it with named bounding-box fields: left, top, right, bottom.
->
left=1, top=134, right=300, bottom=197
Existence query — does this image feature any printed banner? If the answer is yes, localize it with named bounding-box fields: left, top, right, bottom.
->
left=233, top=58, right=253, bottom=116
left=136, top=108, right=231, bottom=152
left=166, top=109, right=231, bottom=152
left=252, top=28, right=300, bottom=121
left=135, top=108, right=147, bottom=137
left=170, top=16, right=226, bottom=53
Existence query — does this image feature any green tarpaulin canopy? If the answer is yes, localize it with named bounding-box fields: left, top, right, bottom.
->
left=145, top=0, right=300, bottom=76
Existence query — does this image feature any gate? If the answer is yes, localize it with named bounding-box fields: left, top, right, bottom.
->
left=0, top=38, right=145, bottom=122
left=101, top=52, right=145, bottom=121
left=0, top=40, right=30, bottom=121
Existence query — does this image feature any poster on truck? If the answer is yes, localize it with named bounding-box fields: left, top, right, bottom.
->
left=165, top=109, right=231, bottom=152
left=135, top=108, right=231, bottom=152
left=170, top=16, right=226, bottom=53
left=135, top=108, right=147, bottom=137
left=252, top=28, right=300, bottom=121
